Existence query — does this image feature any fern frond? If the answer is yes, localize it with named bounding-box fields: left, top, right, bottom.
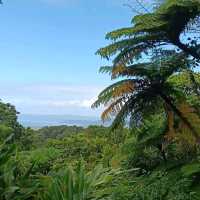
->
left=101, top=98, right=125, bottom=121
left=91, top=79, right=136, bottom=108
left=177, top=103, right=200, bottom=143
left=112, top=81, right=135, bottom=98
left=105, top=27, right=135, bottom=41
left=110, top=97, right=136, bottom=130
left=99, top=66, right=113, bottom=75
left=97, top=34, right=165, bottom=61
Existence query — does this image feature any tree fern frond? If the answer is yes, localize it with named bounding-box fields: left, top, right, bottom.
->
left=105, top=27, right=135, bottom=41
left=91, top=79, right=136, bottom=108
left=113, top=64, right=151, bottom=80
left=96, top=38, right=137, bottom=59
left=112, top=80, right=135, bottom=98
left=132, top=13, right=167, bottom=34
left=177, top=103, right=200, bottom=142
left=97, top=34, right=165, bottom=61
left=99, top=66, right=113, bottom=75
left=110, top=97, right=136, bottom=131
left=101, top=98, right=125, bottom=121
left=113, top=43, right=151, bottom=65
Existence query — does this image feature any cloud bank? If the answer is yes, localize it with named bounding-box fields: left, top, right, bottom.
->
left=0, top=84, right=104, bottom=116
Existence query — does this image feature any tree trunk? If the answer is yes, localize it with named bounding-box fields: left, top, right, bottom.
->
left=173, top=39, right=200, bottom=97
left=174, top=39, right=200, bottom=60
left=159, top=93, right=200, bottom=144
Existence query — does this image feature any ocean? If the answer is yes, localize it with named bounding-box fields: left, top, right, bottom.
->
left=18, top=114, right=106, bottom=128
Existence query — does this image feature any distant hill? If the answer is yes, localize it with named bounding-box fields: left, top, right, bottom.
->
left=18, top=114, right=105, bottom=128
left=37, top=125, right=85, bottom=139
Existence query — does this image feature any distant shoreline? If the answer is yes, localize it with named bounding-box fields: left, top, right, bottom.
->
left=18, top=114, right=109, bottom=128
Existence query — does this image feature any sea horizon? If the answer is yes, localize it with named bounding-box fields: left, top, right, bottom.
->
left=18, top=113, right=107, bottom=128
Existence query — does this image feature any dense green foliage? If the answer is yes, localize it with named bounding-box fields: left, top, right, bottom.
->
left=37, top=125, right=84, bottom=140
left=92, top=0, right=200, bottom=199
left=1, top=0, right=200, bottom=199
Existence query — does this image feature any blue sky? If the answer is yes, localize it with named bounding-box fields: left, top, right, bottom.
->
left=0, top=0, right=145, bottom=116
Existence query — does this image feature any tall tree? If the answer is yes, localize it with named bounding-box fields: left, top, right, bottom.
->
left=97, top=0, right=200, bottom=95
left=92, top=52, right=200, bottom=142
left=0, top=101, right=23, bottom=140
left=97, top=0, right=200, bottom=60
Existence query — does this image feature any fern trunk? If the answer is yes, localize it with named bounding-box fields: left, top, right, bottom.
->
left=159, top=92, right=200, bottom=143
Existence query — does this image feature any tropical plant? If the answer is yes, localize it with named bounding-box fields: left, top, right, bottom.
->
left=0, top=135, right=41, bottom=200
left=93, top=51, right=200, bottom=145
left=39, top=163, right=114, bottom=200
left=98, top=0, right=200, bottom=58
left=96, top=0, right=200, bottom=95
left=129, top=169, right=198, bottom=200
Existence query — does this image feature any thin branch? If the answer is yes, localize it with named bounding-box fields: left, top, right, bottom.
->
left=135, top=0, right=150, bottom=13
left=123, top=3, right=142, bottom=15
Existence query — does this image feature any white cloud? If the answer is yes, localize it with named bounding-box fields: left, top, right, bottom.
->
left=0, top=83, right=103, bottom=116
left=35, top=96, right=97, bottom=108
